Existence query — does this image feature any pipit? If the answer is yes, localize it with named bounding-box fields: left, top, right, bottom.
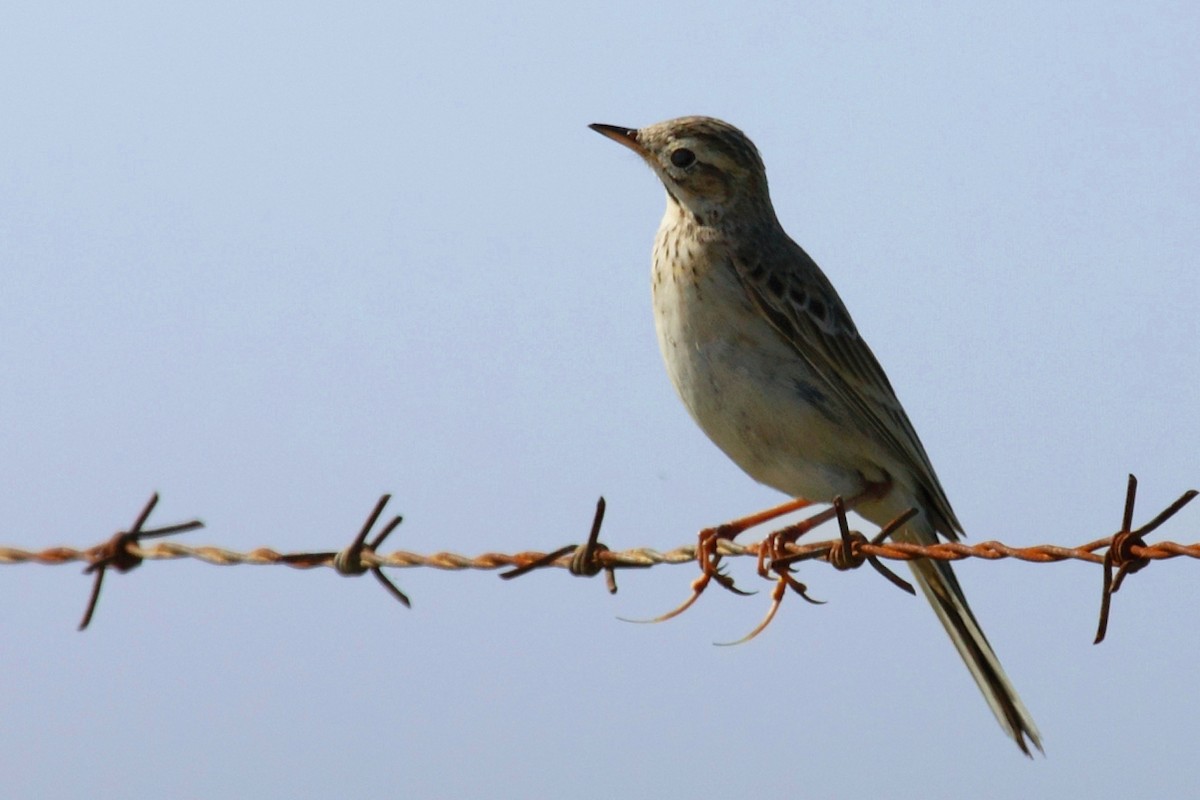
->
left=591, top=116, right=1041, bottom=755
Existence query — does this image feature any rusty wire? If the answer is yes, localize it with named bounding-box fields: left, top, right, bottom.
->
left=1, top=476, right=1195, bottom=640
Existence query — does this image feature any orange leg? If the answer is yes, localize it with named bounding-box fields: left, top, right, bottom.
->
left=624, top=497, right=814, bottom=625
left=720, top=482, right=892, bottom=642
left=730, top=482, right=893, bottom=644
left=697, top=497, right=815, bottom=579
left=752, top=503, right=844, bottom=579
left=762, top=480, right=890, bottom=564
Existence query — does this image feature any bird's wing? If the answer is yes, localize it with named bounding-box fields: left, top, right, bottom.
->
left=729, top=235, right=962, bottom=537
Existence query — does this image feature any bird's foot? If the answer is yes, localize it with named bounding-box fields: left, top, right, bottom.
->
left=724, top=486, right=892, bottom=644
left=716, top=564, right=823, bottom=646
left=620, top=497, right=813, bottom=624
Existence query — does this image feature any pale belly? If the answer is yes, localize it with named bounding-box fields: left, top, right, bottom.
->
left=650, top=251, right=882, bottom=504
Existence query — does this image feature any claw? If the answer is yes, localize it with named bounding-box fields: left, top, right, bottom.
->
left=714, top=562, right=825, bottom=646
left=620, top=539, right=761, bottom=624
left=781, top=571, right=824, bottom=605
left=705, top=531, right=756, bottom=596
left=715, top=576, right=788, bottom=646
left=711, top=563, right=756, bottom=596
left=618, top=571, right=713, bottom=624
left=631, top=497, right=816, bottom=626
left=713, top=570, right=756, bottom=596
left=711, top=489, right=890, bottom=644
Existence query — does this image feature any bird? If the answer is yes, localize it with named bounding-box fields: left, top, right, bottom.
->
left=590, top=116, right=1042, bottom=755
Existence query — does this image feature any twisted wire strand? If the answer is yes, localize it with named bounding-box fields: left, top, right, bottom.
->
left=3, top=535, right=1199, bottom=571
left=1, top=477, right=1195, bottom=637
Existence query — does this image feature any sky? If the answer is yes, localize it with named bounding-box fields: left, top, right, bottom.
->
left=1, top=2, right=1197, bottom=797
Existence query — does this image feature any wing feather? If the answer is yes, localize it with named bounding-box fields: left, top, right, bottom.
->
left=730, top=236, right=962, bottom=538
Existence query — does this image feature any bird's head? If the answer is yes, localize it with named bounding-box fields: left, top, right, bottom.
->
left=590, top=116, right=774, bottom=227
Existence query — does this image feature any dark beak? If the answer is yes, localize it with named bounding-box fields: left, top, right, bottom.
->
left=589, top=123, right=648, bottom=157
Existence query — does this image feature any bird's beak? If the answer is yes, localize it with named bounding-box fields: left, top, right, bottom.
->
left=589, top=123, right=648, bottom=158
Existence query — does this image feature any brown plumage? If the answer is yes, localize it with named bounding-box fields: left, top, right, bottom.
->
left=592, top=116, right=1042, bottom=755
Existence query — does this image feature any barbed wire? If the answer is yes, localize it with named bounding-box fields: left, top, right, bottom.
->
left=1, top=475, right=1195, bottom=643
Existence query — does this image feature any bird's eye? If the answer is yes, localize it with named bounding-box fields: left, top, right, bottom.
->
left=670, top=148, right=696, bottom=168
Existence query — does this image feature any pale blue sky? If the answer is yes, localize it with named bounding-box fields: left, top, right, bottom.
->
left=2, top=2, right=1197, bottom=797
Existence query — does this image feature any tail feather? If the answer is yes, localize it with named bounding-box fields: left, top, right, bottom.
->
left=894, top=522, right=1043, bottom=756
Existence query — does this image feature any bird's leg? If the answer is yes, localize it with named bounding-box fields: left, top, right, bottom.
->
left=757, top=480, right=891, bottom=577
left=698, top=497, right=815, bottom=588
left=625, top=497, right=813, bottom=624
left=753, top=503, right=843, bottom=580
left=711, top=509, right=841, bottom=645
left=730, top=482, right=892, bottom=644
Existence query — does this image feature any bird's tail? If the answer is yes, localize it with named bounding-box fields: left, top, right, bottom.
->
left=894, top=519, right=1043, bottom=756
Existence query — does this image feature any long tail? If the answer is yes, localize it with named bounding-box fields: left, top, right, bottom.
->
left=894, top=519, right=1043, bottom=756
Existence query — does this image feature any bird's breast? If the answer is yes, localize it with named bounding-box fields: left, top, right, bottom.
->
left=649, top=221, right=865, bottom=500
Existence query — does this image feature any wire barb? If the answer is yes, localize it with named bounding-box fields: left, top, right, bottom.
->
left=776, top=501, right=917, bottom=596
left=1094, top=475, right=1199, bottom=644
left=833, top=503, right=918, bottom=595
left=4, top=476, right=1196, bottom=639
left=499, top=497, right=635, bottom=593
left=292, top=495, right=411, bottom=608
left=77, top=493, right=205, bottom=630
